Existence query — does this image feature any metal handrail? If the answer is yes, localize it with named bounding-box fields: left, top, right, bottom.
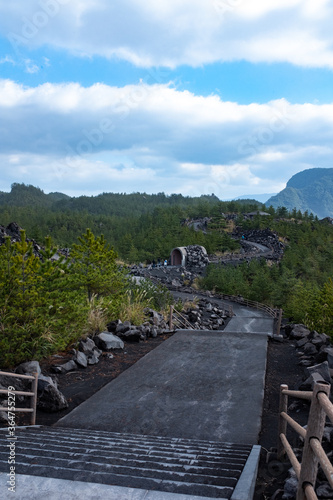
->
left=277, top=382, right=333, bottom=499
left=0, top=371, right=38, bottom=425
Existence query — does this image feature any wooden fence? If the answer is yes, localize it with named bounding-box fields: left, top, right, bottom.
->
left=169, top=306, right=194, bottom=330
left=278, top=381, right=333, bottom=499
left=0, top=371, right=38, bottom=425
left=218, top=293, right=283, bottom=335
left=219, top=293, right=278, bottom=318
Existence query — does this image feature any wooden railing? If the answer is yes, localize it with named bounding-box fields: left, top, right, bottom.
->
left=219, top=293, right=278, bottom=319
left=0, top=371, right=38, bottom=425
left=169, top=306, right=194, bottom=330
left=278, top=381, right=333, bottom=499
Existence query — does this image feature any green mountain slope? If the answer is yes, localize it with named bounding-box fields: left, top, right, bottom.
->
left=266, top=168, right=333, bottom=218
left=0, top=183, right=220, bottom=217
left=0, top=183, right=53, bottom=207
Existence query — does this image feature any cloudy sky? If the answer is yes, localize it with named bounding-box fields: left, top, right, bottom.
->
left=0, top=0, right=333, bottom=200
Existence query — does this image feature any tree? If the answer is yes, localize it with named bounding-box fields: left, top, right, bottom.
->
left=0, top=231, right=86, bottom=366
left=69, top=229, right=125, bottom=301
left=277, top=206, right=289, bottom=218
left=307, top=278, right=333, bottom=334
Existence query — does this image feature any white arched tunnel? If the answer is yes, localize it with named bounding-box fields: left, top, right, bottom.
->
left=170, top=247, right=187, bottom=267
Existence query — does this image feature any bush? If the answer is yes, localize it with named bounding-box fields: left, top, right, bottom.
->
left=127, top=278, right=173, bottom=312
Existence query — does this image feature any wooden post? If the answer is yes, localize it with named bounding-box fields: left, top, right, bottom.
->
left=278, top=384, right=289, bottom=460
left=169, top=305, right=173, bottom=331
left=296, top=382, right=330, bottom=500
left=276, top=308, right=283, bottom=336
left=30, top=372, right=38, bottom=425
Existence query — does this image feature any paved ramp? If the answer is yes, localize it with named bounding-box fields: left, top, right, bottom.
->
left=225, top=303, right=275, bottom=336
left=57, top=330, right=268, bottom=445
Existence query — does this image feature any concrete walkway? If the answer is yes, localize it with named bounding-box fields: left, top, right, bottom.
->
left=225, top=303, right=274, bottom=336
left=57, top=306, right=273, bottom=444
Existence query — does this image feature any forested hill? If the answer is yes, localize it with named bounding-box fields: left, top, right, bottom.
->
left=0, top=183, right=70, bottom=208
left=0, top=183, right=263, bottom=261
left=266, top=168, right=333, bottom=218
left=0, top=183, right=220, bottom=216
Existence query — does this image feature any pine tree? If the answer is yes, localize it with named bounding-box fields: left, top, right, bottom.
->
left=69, top=228, right=125, bottom=301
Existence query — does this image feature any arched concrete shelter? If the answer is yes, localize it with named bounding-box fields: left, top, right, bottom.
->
left=170, top=247, right=187, bottom=266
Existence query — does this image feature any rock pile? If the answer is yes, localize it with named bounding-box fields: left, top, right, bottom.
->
left=51, top=337, right=104, bottom=374
left=185, top=245, right=210, bottom=269
left=237, top=228, right=284, bottom=260
left=285, top=324, right=331, bottom=370
left=177, top=297, right=229, bottom=330
left=52, top=307, right=171, bottom=373
left=0, top=360, right=68, bottom=422
left=0, top=222, right=42, bottom=256
left=0, top=222, right=70, bottom=258
left=135, top=266, right=203, bottom=291
left=182, top=218, right=211, bottom=233
left=107, top=308, right=171, bottom=342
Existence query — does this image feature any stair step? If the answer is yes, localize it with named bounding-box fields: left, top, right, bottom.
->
left=8, top=430, right=250, bottom=465
left=0, top=448, right=243, bottom=478
left=24, top=426, right=253, bottom=451
left=8, top=437, right=248, bottom=464
left=2, top=461, right=234, bottom=497
left=0, top=427, right=257, bottom=499
left=0, top=445, right=240, bottom=478
left=8, top=427, right=252, bottom=456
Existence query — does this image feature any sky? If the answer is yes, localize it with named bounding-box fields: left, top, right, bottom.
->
left=0, top=0, right=333, bottom=200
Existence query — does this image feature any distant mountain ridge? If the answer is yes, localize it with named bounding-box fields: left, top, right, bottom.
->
left=266, top=168, right=333, bottom=218
left=0, top=183, right=221, bottom=217
left=6, top=172, right=333, bottom=219
left=0, top=184, right=70, bottom=208
left=234, top=193, right=276, bottom=204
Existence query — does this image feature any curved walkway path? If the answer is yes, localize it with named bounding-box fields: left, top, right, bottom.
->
left=209, top=239, right=273, bottom=265
left=225, top=302, right=275, bottom=336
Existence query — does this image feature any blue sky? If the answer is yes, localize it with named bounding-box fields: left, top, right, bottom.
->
left=0, top=0, right=333, bottom=200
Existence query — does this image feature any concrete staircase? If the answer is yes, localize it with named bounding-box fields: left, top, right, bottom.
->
left=0, top=426, right=259, bottom=498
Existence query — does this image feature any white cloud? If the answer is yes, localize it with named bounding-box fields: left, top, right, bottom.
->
left=0, top=55, right=15, bottom=65
left=24, top=59, right=39, bottom=73
left=1, top=0, right=333, bottom=69
left=0, top=79, right=333, bottom=198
